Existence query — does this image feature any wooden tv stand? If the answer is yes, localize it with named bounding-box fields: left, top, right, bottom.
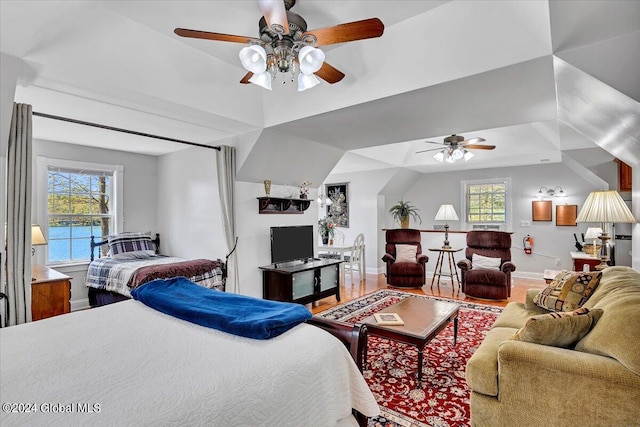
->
left=260, top=258, right=342, bottom=305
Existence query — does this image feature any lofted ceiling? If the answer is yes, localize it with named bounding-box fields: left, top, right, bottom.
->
left=1, top=0, right=638, bottom=176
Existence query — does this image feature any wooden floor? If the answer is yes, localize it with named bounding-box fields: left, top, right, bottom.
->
left=310, top=271, right=546, bottom=314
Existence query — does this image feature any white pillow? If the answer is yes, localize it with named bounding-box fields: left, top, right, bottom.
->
left=395, top=244, right=418, bottom=263
left=473, top=253, right=501, bottom=270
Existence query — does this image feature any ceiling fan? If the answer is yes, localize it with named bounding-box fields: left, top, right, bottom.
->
left=174, top=0, right=384, bottom=91
left=416, top=134, right=495, bottom=163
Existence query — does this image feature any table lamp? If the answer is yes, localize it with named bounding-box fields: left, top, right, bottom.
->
left=434, top=204, right=459, bottom=249
left=31, top=224, right=47, bottom=256
left=576, top=190, right=636, bottom=270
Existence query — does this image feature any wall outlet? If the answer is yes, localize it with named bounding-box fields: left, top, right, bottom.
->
left=555, top=259, right=561, bottom=266
left=520, top=220, right=531, bottom=227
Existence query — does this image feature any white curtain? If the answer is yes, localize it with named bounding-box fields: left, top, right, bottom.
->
left=216, top=145, right=239, bottom=293
left=5, top=103, right=33, bottom=325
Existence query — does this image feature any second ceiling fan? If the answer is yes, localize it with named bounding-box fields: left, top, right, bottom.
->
left=174, top=0, right=384, bottom=91
left=416, top=134, right=495, bottom=163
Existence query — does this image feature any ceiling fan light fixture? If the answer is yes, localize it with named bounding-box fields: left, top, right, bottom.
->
left=249, top=71, right=273, bottom=90
left=463, top=149, right=474, bottom=161
left=433, top=150, right=445, bottom=162
left=451, top=147, right=464, bottom=160
left=298, top=45, right=325, bottom=74
left=298, top=73, right=320, bottom=91
left=239, top=45, right=267, bottom=74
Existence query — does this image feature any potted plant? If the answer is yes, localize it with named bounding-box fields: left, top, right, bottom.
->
left=389, top=199, right=422, bottom=228
left=318, top=217, right=336, bottom=244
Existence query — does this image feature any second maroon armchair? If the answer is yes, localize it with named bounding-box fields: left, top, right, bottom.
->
left=382, top=229, right=428, bottom=288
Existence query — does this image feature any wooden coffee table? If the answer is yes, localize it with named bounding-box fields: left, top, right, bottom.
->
left=361, top=296, right=460, bottom=382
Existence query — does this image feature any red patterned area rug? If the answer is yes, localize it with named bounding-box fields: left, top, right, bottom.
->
left=318, top=289, right=503, bottom=427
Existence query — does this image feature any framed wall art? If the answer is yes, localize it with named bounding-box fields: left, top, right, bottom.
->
left=325, top=182, right=349, bottom=228
left=556, top=204, right=578, bottom=226
left=532, top=200, right=552, bottom=221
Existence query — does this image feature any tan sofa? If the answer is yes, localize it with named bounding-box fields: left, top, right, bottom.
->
left=466, top=266, right=640, bottom=426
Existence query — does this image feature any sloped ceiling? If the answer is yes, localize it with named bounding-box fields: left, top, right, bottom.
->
left=1, top=0, right=638, bottom=178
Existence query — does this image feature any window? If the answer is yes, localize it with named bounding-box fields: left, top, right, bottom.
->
left=461, top=178, right=511, bottom=230
left=38, top=158, right=123, bottom=265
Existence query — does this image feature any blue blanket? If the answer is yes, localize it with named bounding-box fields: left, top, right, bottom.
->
left=130, top=277, right=312, bottom=339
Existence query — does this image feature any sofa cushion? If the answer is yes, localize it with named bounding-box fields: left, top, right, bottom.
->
left=576, top=267, right=640, bottom=375
left=491, top=301, right=549, bottom=329
left=465, top=327, right=516, bottom=397
left=395, top=244, right=417, bottom=263
left=533, top=270, right=601, bottom=312
left=511, top=307, right=603, bottom=348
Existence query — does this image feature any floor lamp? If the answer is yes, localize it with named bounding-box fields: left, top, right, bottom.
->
left=576, top=190, right=636, bottom=270
left=435, top=204, right=459, bottom=249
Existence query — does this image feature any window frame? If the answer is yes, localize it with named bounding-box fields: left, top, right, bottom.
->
left=460, top=177, right=512, bottom=231
left=37, top=157, right=123, bottom=266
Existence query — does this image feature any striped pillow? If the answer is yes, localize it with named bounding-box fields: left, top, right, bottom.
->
left=108, top=233, right=155, bottom=259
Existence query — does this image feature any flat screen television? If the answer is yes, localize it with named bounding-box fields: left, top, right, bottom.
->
left=270, top=225, right=314, bottom=264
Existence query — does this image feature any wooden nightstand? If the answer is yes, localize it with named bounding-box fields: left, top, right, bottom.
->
left=31, top=265, right=71, bottom=321
left=570, top=252, right=602, bottom=272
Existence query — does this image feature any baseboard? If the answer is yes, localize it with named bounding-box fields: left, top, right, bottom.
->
left=71, top=298, right=90, bottom=312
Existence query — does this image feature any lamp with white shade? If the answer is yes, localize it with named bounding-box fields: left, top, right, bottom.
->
left=575, top=190, right=636, bottom=270
left=434, top=204, right=459, bottom=249
left=31, top=224, right=47, bottom=256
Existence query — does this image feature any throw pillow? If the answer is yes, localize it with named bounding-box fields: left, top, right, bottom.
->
left=533, top=270, right=602, bottom=312
left=511, top=307, right=604, bottom=348
left=472, top=253, right=501, bottom=270
left=395, top=244, right=418, bottom=263
left=108, top=232, right=156, bottom=259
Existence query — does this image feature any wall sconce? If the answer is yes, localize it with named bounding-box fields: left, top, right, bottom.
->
left=536, top=186, right=567, bottom=199
left=316, top=189, right=333, bottom=208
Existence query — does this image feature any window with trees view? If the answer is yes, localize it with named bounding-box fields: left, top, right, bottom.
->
left=45, top=162, right=120, bottom=264
left=463, top=179, right=509, bottom=227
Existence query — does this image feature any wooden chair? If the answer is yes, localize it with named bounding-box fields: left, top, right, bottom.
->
left=345, top=233, right=365, bottom=282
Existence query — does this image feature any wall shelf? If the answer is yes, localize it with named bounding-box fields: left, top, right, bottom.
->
left=257, top=197, right=311, bottom=214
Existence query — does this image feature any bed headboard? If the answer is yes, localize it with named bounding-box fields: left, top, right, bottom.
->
left=90, top=233, right=161, bottom=262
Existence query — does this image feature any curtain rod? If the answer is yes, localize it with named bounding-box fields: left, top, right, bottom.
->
left=33, top=111, right=221, bottom=151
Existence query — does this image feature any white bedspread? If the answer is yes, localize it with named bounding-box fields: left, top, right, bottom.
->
left=0, top=301, right=379, bottom=426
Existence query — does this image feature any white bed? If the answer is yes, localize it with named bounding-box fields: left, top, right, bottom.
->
left=0, top=300, right=379, bottom=426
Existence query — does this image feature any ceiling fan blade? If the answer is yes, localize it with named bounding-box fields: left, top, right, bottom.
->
left=303, top=18, right=384, bottom=46
left=258, top=0, right=289, bottom=35
left=240, top=72, right=253, bottom=84
left=465, top=144, right=496, bottom=150
left=174, top=28, right=254, bottom=44
left=416, top=148, right=445, bottom=154
left=462, top=137, right=486, bottom=145
left=315, top=62, right=345, bottom=84
left=421, top=140, right=444, bottom=146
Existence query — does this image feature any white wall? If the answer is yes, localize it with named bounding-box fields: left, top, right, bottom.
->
left=156, top=147, right=226, bottom=260
left=31, top=139, right=159, bottom=310
left=325, top=159, right=618, bottom=279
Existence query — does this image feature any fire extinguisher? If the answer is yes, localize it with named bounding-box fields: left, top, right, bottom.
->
left=523, top=235, right=534, bottom=254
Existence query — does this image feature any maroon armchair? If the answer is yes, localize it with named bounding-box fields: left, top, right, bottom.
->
left=382, top=229, right=428, bottom=288
left=457, top=231, right=516, bottom=300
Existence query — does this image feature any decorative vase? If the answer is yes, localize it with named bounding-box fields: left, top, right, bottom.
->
left=263, top=180, right=271, bottom=196
left=400, top=217, right=410, bottom=228
left=322, top=235, right=329, bottom=245
left=299, top=193, right=307, bottom=199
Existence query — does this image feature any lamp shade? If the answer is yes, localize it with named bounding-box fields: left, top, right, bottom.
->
left=297, top=73, right=320, bottom=92
left=575, top=190, right=636, bottom=223
left=239, top=45, right=267, bottom=74
left=31, top=224, right=47, bottom=246
left=435, top=204, right=459, bottom=221
left=298, top=46, right=325, bottom=75
left=584, top=227, right=603, bottom=240
left=248, top=71, right=272, bottom=90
